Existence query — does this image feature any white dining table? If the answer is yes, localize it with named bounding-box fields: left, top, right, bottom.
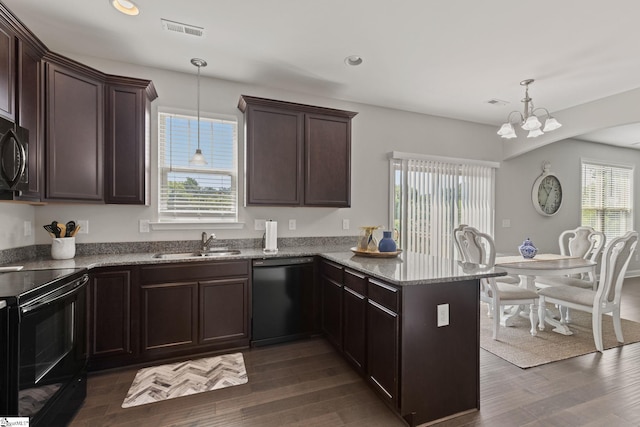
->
left=494, top=254, right=597, bottom=335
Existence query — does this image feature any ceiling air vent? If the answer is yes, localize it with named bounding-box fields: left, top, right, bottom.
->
left=161, top=19, right=204, bottom=37
left=486, top=99, right=509, bottom=107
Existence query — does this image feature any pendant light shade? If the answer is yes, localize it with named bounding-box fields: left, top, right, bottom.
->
left=189, top=58, right=208, bottom=166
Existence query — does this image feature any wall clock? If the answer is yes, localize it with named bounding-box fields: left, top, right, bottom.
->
left=532, top=161, right=562, bottom=216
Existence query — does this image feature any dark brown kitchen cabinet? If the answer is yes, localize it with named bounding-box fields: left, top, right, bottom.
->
left=16, top=38, right=43, bottom=200
left=320, top=260, right=343, bottom=350
left=342, top=269, right=367, bottom=373
left=238, top=95, right=357, bottom=207
left=0, top=17, right=14, bottom=122
left=366, top=279, right=399, bottom=406
left=44, top=54, right=104, bottom=201
left=88, top=267, right=138, bottom=370
left=105, top=77, right=157, bottom=204
left=139, top=260, right=250, bottom=362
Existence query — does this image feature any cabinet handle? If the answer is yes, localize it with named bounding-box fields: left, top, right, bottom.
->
left=344, top=287, right=365, bottom=299
left=368, top=299, right=398, bottom=317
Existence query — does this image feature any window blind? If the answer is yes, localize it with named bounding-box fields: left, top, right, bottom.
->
left=158, top=112, right=238, bottom=220
left=391, top=154, right=496, bottom=258
left=581, top=160, right=633, bottom=242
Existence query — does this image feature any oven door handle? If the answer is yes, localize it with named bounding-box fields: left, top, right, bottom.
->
left=20, top=274, right=89, bottom=314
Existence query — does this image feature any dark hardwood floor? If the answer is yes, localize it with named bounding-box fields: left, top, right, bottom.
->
left=69, top=278, right=640, bottom=427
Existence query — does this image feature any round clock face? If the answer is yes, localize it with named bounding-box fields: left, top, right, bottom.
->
left=533, top=173, right=562, bottom=216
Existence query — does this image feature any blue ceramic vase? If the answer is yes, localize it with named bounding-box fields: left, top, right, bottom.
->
left=378, top=231, right=397, bottom=252
left=518, top=237, right=537, bottom=259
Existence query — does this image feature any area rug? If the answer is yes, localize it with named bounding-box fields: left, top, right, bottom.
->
left=479, top=303, right=640, bottom=369
left=122, top=353, right=248, bottom=408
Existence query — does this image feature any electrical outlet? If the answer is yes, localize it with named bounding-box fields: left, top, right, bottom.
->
left=289, top=219, right=296, bottom=230
left=437, top=304, right=449, bottom=327
left=139, top=219, right=150, bottom=233
left=254, top=219, right=266, bottom=231
left=502, top=219, right=511, bottom=228
left=77, top=220, right=89, bottom=234
left=342, top=219, right=350, bottom=230
left=24, top=221, right=32, bottom=237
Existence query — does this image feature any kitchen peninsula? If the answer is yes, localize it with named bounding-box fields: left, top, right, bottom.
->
left=4, top=246, right=504, bottom=426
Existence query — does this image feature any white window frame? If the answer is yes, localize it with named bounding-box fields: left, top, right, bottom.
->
left=580, top=158, right=634, bottom=242
left=156, top=108, right=240, bottom=227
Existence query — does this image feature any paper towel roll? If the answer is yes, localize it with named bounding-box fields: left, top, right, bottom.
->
left=264, top=220, right=278, bottom=253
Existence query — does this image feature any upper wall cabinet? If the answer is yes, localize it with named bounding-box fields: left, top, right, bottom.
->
left=105, top=77, right=157, bottom=205
left=238, top=95, right=357, bottom=207
left=43, top=54, right=104, bottom=201
left=0, top=17, right=15, bottom=122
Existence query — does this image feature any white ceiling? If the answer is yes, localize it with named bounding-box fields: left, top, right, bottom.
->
left=5, top=0, right=640, bottom=146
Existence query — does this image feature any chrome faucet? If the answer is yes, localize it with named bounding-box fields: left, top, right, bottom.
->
left=201, top=232, right=216, bottom=252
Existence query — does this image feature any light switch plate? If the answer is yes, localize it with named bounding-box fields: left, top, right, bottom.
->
left=342, top=219, right=350, bottom=230
left=139, top=219, right=150, bottom=233
left=289, top=219, right=296, bottom=230
left=254, top=219, right=266, bottom=230
left=77, top=220, right=89, bottom=234
left=24, top=221, right=31, bottom=237
left=437, top=304, right=449, bottom=327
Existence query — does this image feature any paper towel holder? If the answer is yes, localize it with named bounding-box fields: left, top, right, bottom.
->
left=263, top=219, right=278, bottom=254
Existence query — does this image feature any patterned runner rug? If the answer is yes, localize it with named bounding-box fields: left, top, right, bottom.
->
left=122, top=352, right=248, bottom=408
left=480, top=303, right=640, bottom=369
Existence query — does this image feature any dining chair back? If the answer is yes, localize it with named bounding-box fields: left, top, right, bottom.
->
left=454, top=225, right=539, bottom=340
left=538, top=230, right=638, bottom=352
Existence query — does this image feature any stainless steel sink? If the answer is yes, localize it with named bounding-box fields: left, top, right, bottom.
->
left=153, top=249, right=241, bottom=259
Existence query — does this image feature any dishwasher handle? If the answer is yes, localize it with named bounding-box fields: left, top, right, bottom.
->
left=252, top=257, right=314, bottom=268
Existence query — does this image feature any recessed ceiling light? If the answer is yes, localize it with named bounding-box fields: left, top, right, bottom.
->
left=110, top=0, right=140, bottom=16
left=344, top=55, right=363, bottom=66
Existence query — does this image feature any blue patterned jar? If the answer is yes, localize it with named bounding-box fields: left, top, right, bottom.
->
left=518, top=237, right=537, bottom=259
left=378, top=231, right=397, bottom=252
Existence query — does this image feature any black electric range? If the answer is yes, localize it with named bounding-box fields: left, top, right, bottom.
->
left=0, top=267, right=89, bottom=426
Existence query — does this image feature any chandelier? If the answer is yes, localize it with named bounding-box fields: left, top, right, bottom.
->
left=497, top=79, right=562, bottom=139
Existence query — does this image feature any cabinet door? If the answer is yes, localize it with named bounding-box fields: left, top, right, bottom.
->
left=245, top=104, right=303, bottom=205
left=343, top=286, right=366, bottom=372
left=0, top=19, right=14, bottom=121
left=16, top=39, right=41, bottom=200
left=367, top=299, right=399, bottom=406
left=105, top=84, right=146, bottom=204
left=141, top=282, right=198, bottom=352
left=304, top=113, right=351, bottom=207
left=321, top=275, right=343, bottom=350
left=45, top=62, right=104, bottom=201
left=200, top=278, right=249, bottom=344
left=89, top=269, right=134, bottom=360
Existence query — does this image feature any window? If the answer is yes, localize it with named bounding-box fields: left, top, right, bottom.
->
left=158, top=111, right=238, bottom=221
left=581, top=160, right=633, bottom=242
left=390, top=152, right=497, bottom=258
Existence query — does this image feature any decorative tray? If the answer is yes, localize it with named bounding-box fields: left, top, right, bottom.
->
left=350, top=247, right=403, bottom=258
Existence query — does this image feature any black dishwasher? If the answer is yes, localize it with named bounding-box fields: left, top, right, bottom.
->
left=252, top=257, right=315, bottom=346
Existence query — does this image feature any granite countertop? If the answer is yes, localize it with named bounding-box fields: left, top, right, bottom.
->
left=2, top=245, right=504, bottom=287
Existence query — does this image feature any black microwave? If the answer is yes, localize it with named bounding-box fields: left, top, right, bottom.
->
left=0, top=117, right=29, bottom=194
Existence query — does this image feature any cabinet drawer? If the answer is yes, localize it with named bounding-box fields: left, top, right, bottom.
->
left=140, top=260, right=249, bottom=284
left=368, top=279, right=399, bottom=313
left=321, top=260, right=343, bottom=283
left=344, top=269, right=366, bottom=295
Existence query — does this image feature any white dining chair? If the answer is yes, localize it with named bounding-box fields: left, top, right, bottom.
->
left=454, top=225, right=539, bottom=340
left=538, top=231, right=638, bottom=352
left=536, top=226, right=605, bottom=291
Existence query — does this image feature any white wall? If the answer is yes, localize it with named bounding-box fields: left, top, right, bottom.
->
left=495, top=138, right=640, bottom=272
left=0, top=203, right=35, bottom=250
left=27, top=54, right=503, bottom=245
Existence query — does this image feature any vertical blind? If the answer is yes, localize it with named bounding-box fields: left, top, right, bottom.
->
left=581, top=160, right=633, bottom=242
left=391, top=154, right=496, bottom=258
left=158, top=112, right=238, bottom=220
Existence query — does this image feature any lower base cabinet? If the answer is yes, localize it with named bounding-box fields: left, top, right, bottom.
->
left=319, top=259, right=480, bottom=427
left=88, top=260, right=250, bottom=370
left=88, top=267, right=138, bottom=370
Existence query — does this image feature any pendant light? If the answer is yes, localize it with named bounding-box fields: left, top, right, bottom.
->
left=189, top=58, right=208, bottom=165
